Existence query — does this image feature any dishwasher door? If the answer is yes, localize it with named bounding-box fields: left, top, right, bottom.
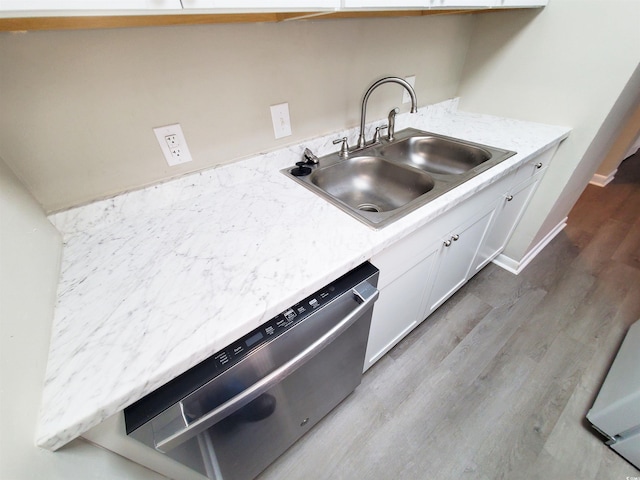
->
left=126, top=263, right=379, bottom=480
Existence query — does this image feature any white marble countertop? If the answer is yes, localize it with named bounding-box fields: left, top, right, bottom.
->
left=36, top=99, right=570, bottom=451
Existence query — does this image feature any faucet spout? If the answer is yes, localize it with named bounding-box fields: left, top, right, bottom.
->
left=357, top=77, right=418, bottom=149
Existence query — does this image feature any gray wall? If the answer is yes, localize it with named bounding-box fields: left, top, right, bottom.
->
left=0, top=14, right=473, bottom=212
left=0, top=158, right=166, bottom=479
left=457, top=0, right=640, bottom=260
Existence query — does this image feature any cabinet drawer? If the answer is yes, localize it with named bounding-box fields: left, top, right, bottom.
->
left=372, top=213, right=450, bottom=289
left=510, top=144, right=557, bottom=187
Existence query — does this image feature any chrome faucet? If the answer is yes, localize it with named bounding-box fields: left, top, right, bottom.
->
left=357, top=77, right=418, bottom=149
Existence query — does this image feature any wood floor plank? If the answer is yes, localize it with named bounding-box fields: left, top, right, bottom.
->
left=501, top=265, right=596, bottom=363
left=538, top=322, right=639, bottom=480
left=611, top=185, right=640, bottom=225
left=613, top=216, right=640, bottom=269
left=472, top=332, right=593, bottom=480
left=597, top=446, right=640, bottom=479
left=564, top=260, right=640, bottom=351
left=465, top=227, right=591, bottom=311
left=570, top=218, right=632, bottom=275
left=565, top=184, right=631, bottom=236
left=362, top=294, right=493, bottom=410
left=463, top=263, right=535, bottom=309
left=440, top=289, right=547, bottom=380
left=614, top=274, right=640, bottom=332
left=568, top=155, right=639, bottom=235
left=388, top=292, right=492, bottom=365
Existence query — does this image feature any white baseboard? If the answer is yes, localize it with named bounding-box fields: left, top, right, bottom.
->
left=589, top=169, right=617, bottom=187
left=492, top=217, right=568, bottom=275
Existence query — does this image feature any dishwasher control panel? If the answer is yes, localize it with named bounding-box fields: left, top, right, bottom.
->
left=216, top=283, right=338, bottom=370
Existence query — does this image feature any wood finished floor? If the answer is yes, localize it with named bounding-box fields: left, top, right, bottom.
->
left=259, top=153, right=640, bottom=480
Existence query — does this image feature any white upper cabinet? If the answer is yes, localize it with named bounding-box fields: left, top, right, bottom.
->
left=495, top=0, right=547, bottom=6
left=181, top=0, right=547, bottom=10
left=430, top=0, right=546, bottom=7
left=0, top=0, right=547, bottom=20
left=430, top=0, right=495, bottom=8
left=0, top=0, right=181, bottom=11
left=182, top=0, right=339, bottom=10
left=341, top=0, right=427, bottom=8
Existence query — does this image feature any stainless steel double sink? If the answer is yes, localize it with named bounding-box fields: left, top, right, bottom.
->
left=283, top=128, right=516, bottom=229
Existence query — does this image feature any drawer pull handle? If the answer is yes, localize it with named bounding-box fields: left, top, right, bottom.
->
left=535, top=162, right=543, bottom=169
left=444, top=239, right=452, bottom=247
left=506, top=195, right=514, bottom=201
left=452, top=234, right=459, bottom=241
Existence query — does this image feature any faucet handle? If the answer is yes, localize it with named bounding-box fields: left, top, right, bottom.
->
left=373, top=125, right=388, bottom=143
left=333, top=137, right=350, bottom=158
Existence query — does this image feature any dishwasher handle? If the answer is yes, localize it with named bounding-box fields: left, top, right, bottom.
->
left=154, top=281, right=379, bottom=453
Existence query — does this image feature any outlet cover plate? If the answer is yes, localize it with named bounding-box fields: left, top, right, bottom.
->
left=270, top=103, right=292, bottom=139
left=153, top=123, right=193, bottom=166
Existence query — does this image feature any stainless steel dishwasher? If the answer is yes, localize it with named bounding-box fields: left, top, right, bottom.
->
left=124, top=262, right=379, bottom=480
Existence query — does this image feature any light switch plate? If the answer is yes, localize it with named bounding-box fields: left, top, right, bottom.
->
left=153, top=123, right=193, bottom=166
left=270, top=103, right=292, bottom=139
left=403, top=75, right=416, bottom=104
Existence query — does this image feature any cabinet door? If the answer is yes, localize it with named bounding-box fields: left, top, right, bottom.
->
left=430, top=0, right=494, bottom=8
left=471, top=176, right=539, bottom=275
left=364, top=249, right=437, bottom=371
left=495, top=0, right=547, bottom=6
left=342, top=0, right=427, bottom=8
left=0, top=0, right=180, bottom=10
left=424, top=208, right=494, bottom=315
left=182, top=0, right=337, bottom=9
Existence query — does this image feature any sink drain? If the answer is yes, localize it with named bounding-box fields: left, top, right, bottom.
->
left=357, top=203, right=381, bottom=213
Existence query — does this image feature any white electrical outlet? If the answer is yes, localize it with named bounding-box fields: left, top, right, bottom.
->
left=270, top=102, right=292, bottom=139
left=403, top=75, right=416, bottom=104
left=165, top=134, right=178, bottom=148
left=153, top=124, right=193, bottom=166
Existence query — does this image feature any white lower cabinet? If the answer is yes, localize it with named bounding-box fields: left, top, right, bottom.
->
left=365, top=145, right=558, bottom=371
left=365, top=198, right=497, bottom=371
left=364, top=250, right=437, bottom=368
left=472, top=173, right=540, bottom=275
left=471, top=145, right=556, bottom=275
left=423, top=207, right=495, bottom=315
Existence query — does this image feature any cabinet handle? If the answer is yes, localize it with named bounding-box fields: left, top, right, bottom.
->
left=535, top=162, right=543, bottom=169
left=451, top=234, right=459, bottom=241
left=443, top=239, right=452, bottom=247
left=506, top=195, right=514, bottom=201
